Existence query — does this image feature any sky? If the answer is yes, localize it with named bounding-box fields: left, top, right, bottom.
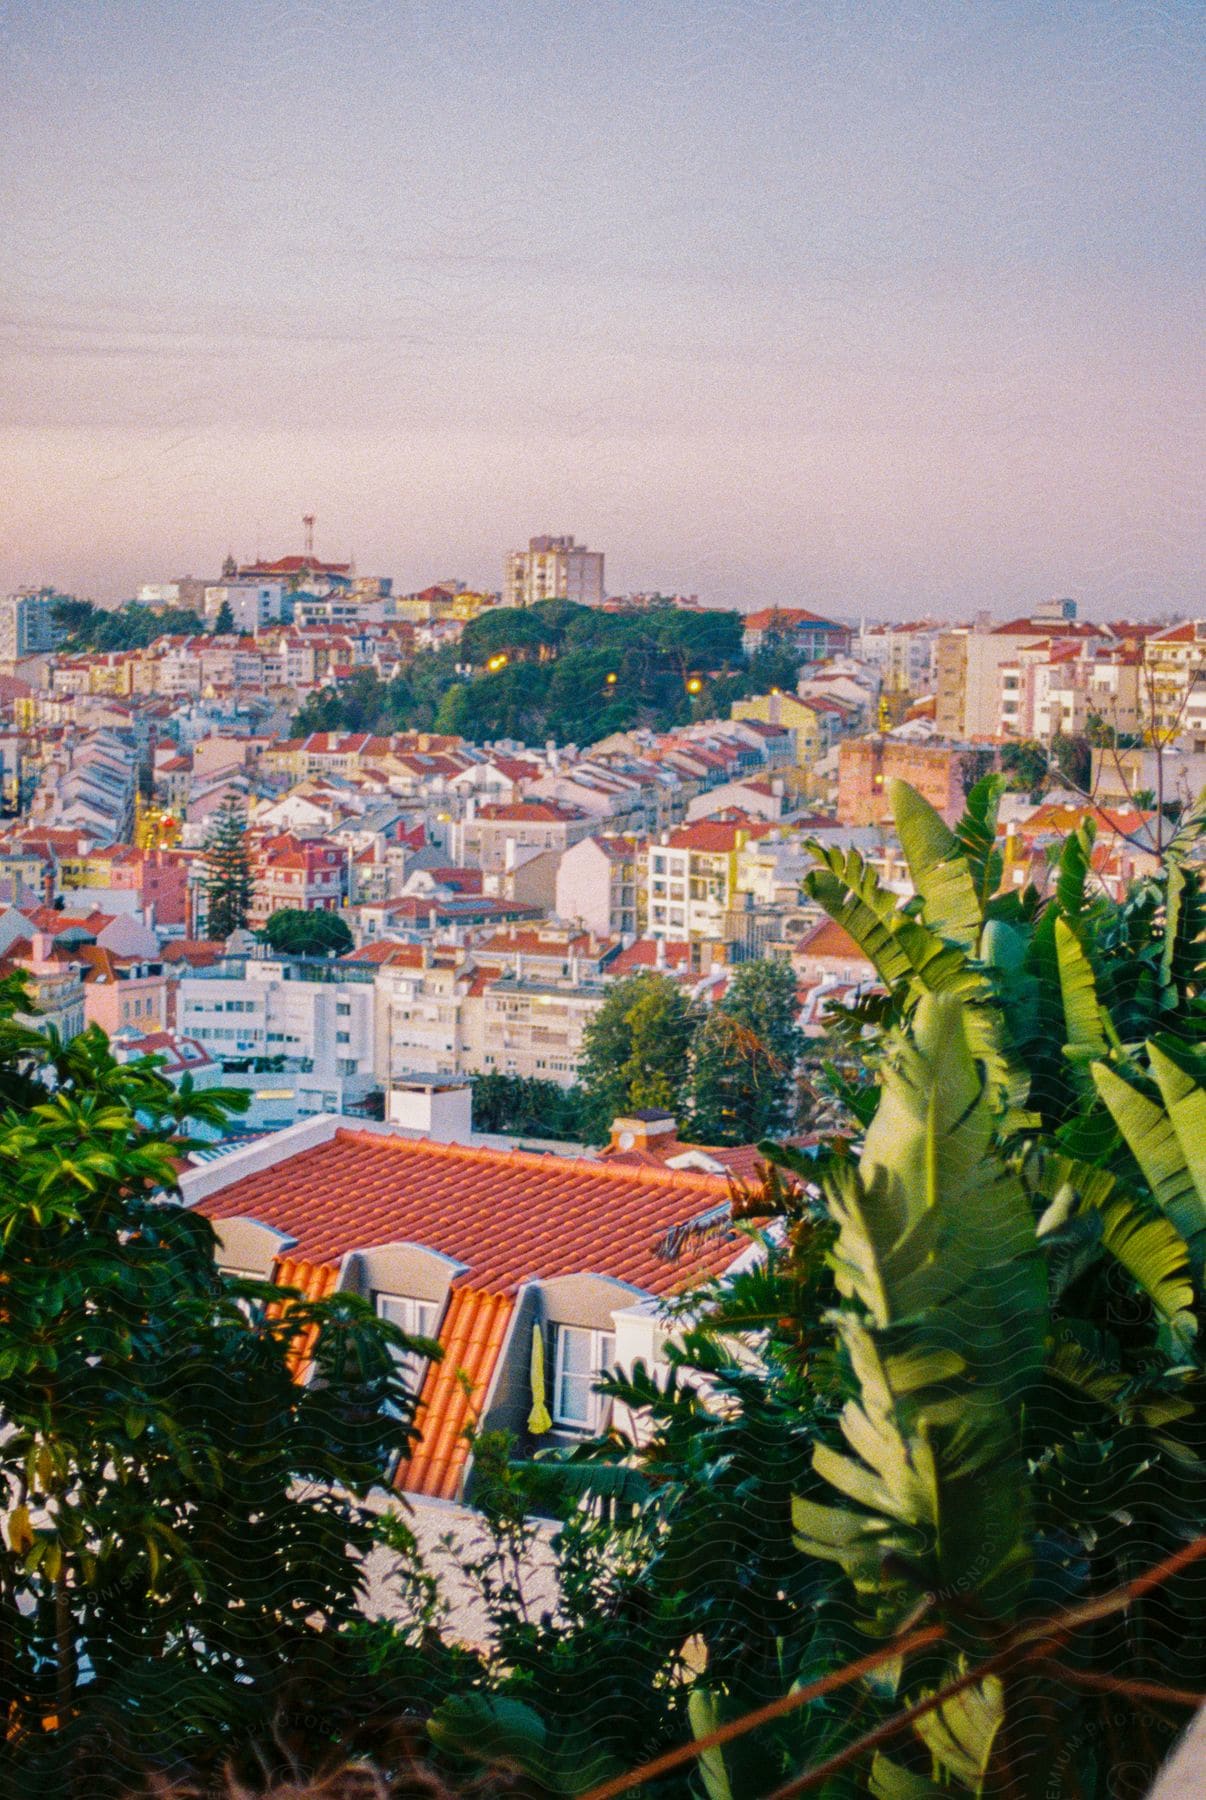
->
left=0, top=0, right=1201, bottom=617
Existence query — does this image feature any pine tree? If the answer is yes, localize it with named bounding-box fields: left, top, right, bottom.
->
left=213, top=598, right=235, bottom=634
left=202, top=800, right=252, bottom=938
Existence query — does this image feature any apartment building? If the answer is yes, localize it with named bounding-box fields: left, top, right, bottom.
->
left=940, top=611, right=1112, bottom=740
left=177, top=952, right=376, bottom=1109
left=453, top=800, right=596, bottom=872
left=1144, top=622, right=1206, bottom=741
left=555, top=834, right=643, bottom=938
left=855, top=621, right=941, bottom=695
left=934, top=629, right=970, bottom=737
left=367, top=934, right=611, bottom=1092
left=202, top=581, right=286, bottom=632
left=646, top=818, right=768, bottom=943
left=504, top=535, right=604, bottom=609
left=369, top=943, right=475, bottom=1081
left=0, top=590, right=65, bottom=662
left=476, top=969, right=608, bottom=1086
left=248, top=832, right=347, bottom=924
left=730, top=691, right=828, bottom=770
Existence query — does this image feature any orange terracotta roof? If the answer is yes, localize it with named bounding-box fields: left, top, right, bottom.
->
left=794, top=917, right=871, bottom=961
left=196, top=1128, right=741, bottom=1298
left=270, top=1254, right=342, bottom=1377
left=743, top=607, right=845, bottom=630
left=667, top=819, right=761, bottom=852
left=397, top=1287, right=515, bottom=1499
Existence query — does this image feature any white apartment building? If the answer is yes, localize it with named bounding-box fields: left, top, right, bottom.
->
left=177, top=954, right=376, bottom=1112
left=855, top=621, right=941, bottom=694
left=203, top=582, right=286, bottom=633
left=504, top=535, right=604, bottom=609
left=373, top=948, right=472, bottom=1082
left=476, top=971, right=608, bottom=1086
left=555, top=835, right=642, bottom=938
left=372, top=947, right=607, bottom=1092
left=646, top=820, right=763, bottom=944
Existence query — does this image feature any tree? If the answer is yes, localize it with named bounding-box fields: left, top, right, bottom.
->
left=577, top=973, right=699, bottom=1142
left=690, top=958, right=804, bottom=1142
left=202, top=800, right=252, bottom=939
left=958, top=746, right=996, bottom=794
left=259, top=908, right=352, bottom=958
left=999, top=737, right=1049, bottom=801
left=212, top=599, right=235, bottom=634
left=0, top=985, right=435, bottom=1794
left=468, top=1072, right=586, bottom=1141
left=1050, top=729, right=1092, bottom=792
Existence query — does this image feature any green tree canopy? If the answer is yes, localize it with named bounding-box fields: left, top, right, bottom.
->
left=577, top=972, right=700, bottom=1142
left=0, top=980, right=434, bottom=1793
left=212, top=598, right=234, bottom=634
left=690, top=957, right=804, bottom=1142
left=258, top=908, right=353, bottom=958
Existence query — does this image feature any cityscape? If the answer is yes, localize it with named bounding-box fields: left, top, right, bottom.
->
left=2, top=1, right=1202, bottom=1795
left=3, top=546, right=1201, bottom=1136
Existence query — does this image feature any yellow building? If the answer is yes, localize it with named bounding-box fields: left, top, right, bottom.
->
left=731, top=691, right=825, bottom=768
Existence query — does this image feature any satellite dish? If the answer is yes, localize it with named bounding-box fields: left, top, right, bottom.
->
left=617, top=1130, right=635, bottom=1150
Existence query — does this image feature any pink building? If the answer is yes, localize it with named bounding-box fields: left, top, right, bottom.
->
left=81, top=949, right=170, bottom=1037
left=249, top=832, right=347, bottom=924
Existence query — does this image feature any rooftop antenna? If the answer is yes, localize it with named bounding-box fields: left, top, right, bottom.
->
left=303, top=514, right=316, bottom=560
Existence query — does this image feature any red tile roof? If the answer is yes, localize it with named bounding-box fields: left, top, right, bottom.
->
left=195, top=1128, right=742, bottom=1299
left=399, top=1288, right=514, bottom=1499
left=743, top=608, right=846, bottom=631
left=794, top=917, right=871, bottom=961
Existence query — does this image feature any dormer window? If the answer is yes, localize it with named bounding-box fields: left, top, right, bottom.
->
left=552, top=1325, right=615, bottom=1431
left=375, top=1292, right=441, bottom=1392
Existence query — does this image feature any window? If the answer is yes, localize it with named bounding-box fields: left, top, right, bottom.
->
left=552, top=1325, right=615, bottom=1430
left=376, top=1293, right=441, bottom=1394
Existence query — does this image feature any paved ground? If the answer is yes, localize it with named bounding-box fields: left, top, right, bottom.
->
left=358, top=1489, right=561, bottom=1648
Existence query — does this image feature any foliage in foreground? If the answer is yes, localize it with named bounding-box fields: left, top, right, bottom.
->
left=0, top=982, right=465, bottom=1797
left=431, top=773, right=1206, bottom=1799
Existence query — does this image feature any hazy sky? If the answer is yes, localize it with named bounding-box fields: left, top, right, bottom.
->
left=1, top=0, right=1201, bottom=616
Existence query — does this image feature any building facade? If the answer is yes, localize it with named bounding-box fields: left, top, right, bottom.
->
left=503, top=536, right=605, bottom=609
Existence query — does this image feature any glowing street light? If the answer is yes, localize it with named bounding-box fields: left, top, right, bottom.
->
left=686, top=676, right=703, bottom=696
left=605, top=671, right=618, bottom=686
left=486, top=653, right=509, bottom=672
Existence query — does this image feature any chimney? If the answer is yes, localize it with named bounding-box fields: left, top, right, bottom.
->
left=655, top=935, right=666, bottom=969
left=387, top=1076, right=473, bottom=1144
left=608, top=1111, right=678, bottom=1155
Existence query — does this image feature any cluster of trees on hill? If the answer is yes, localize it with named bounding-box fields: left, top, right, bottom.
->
left=7, top=778, right=1206, bottom=1797
left=51, top=596, right=208, bottom=651
left=293, top=602, right=806, bottom=745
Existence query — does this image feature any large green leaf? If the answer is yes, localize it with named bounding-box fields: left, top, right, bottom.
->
left=891, top=779, right=983, bottom=951
left=796, top=995, right=1042, bottom=1627
left=1091, top=1059, right=1206, bottom=1269
left=1037, top=1154, right=1196, bottom=1331
left=913, top=1673, right=1005, bottom=1793
left=1149, top=1038, right=1206, bottom=1209
left=870, top=1754, right=946, bottom=1797
left=954, top=772, right=1008, bottom=914
left=1055, top=917, right=1110, bottom=1062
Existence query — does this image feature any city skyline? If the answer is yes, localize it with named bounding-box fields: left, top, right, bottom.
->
left=1, top=1, right=1201, bottom=616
